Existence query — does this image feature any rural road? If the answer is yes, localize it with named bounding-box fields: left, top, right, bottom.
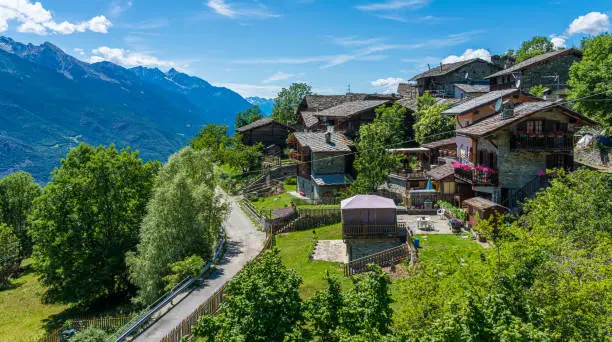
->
left=133, top=192, right=266, bottom=342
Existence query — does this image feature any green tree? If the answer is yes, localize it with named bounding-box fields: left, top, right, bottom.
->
left=529, top=84, right=547, bottom=98
left=127, top=148, right=228, bottom=304
left=223, top=136, right=264, bottom=173
left=0, top=171, right=41, bottom=258
left=0, top=223, right=20, bottom=287
left=194, top=249, right=302, bottom=342
left=271, top=83, right=312, bottom=125
left=340, top=265, right=393, bottom=337
left=190, top=124, right=229, bottom=161
left=516, top=36, right=555, bottom=63
left=29, top=144, right=159, bottom=304
left=303, top=272, right=344, bottom=341
left=161, top=255, right=206, bottom=292
left=413, top=96, right=453, bottom=144
left=568, top=34, right=612, bottom=129
left=351, top=104, right=405, bottom=194
left=235, top=106, right=264, bottom=129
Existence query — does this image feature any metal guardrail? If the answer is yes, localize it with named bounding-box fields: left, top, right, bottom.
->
left=107, top=227, right=227, bottom=342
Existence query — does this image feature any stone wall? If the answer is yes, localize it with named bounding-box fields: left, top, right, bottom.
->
left=575, top=147, right=611, bottom=170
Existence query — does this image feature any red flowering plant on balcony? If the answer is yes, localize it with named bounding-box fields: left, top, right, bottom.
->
left=452, top=162, right=473, bottom=170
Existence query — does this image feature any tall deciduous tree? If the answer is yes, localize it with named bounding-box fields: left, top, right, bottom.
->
left=568, top=34, right=612, bottom=129
left=194, top=249, right=302, bottom=342
left=413, top=95, right=453, bottom=144
left=0, top=171, right=41, bottom=258
left=127, top=148, right=228, bottom=304
left=0, top=223, right=20, bottom=287
left=235, top=106, right=264, bottom=129
left=516, top=36, right=555, bottom=63
left=29, top=144, right=159, bottom=304
left=351, top=104, right=405, bottom=194
left=190, top=124, right=229, bottom=161
left=271, top=83, right=312, bottom=125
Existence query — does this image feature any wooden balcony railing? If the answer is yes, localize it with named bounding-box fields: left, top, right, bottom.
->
left=342, top=223, right=407, bottom=240
left=510, top=134, right=573, bottom=151
left=390, top=169, right=429, bottom=180
left=454, top=167, right=498, bottom=186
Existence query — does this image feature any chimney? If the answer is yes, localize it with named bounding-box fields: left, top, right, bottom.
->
left=325, top=131, right=332, bottom=144
left=427, top=64, right=431, bottom=70
left=440, top=62, right=443, bottom=70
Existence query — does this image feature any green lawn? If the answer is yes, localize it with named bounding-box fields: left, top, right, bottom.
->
left=276, top=223, right=353, bottom=298
left=0, top=262, right=67, bottom=342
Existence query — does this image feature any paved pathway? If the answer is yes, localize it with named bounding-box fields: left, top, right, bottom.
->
left=134, top=193, right=266, bottom=342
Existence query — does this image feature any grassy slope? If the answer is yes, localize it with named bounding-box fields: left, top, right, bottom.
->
left=276, top=223, right=353, bottom=298
left=0, top=263, right=67, bottom=342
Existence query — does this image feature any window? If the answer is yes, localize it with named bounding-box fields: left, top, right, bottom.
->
left=526, top=120, right=543, bottom=134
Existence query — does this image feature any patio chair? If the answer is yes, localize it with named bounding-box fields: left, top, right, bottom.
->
left=437, top=208, right=445, bottom=219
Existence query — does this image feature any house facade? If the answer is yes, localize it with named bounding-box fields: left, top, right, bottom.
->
left=236, top=117, right=294, bottom=148
left=410, top=58, right=501, bottom=97
left=295, top=94, right=398, bottom=139
left=451, top=99, right=596, bottom=209
left=486, top=48, right=582, bottom=97
left=293, top=132, right=354, bottom=200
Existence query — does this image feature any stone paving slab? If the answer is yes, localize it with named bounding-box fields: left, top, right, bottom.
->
left=312, top=240, right=348, bottom=263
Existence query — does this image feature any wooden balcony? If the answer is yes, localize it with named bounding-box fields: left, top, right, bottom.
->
left=390, top=169, right=429, bottom=180
left=342, top=223, right=407, bottom=240
left=454, top=167, right=498, bottom=186
left=510, top=134, right=573, bottom=152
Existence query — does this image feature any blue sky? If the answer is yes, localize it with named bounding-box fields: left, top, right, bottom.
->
left=0, top=0, right=610, bottom=98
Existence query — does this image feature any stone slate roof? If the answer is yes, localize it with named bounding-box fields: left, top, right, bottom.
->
left=300, top=111, right=319, bottom=128
left=442, top=89, right=519, bottom=115
left=272, top=206, right=297, bottom=220
left=421, top=137, right=456, bottom=149
left=410, top=58, right=491, bottom=81
left=453, top=83, right=490, bottom=93
left=464, top=197, right=499, bottom=210
left=236, top=117, right=274, bottom=133
left=298, top=94, right=397, bottom=127
left=397, top=97, right=460, bottom=112
left=486, top=48, right=582, bottom=79
left=455, top=101, right=596, bottom=137
left=426, top=163, right=455, bottom=181
left=294, top=132, right=352, bottom=153
left=314, top=100, right=391, bottom=118
left=312, top=174, right=354, bottom=186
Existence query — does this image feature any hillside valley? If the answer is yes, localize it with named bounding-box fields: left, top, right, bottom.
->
left=0, top=36, right=252, bottom=182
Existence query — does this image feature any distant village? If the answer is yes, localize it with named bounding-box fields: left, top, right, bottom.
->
left=236, top=47, right=600, bottom=230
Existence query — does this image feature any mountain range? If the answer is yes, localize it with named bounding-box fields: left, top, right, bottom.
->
left=246, top=97, right=275, bottom=115
left=0, top=36, right=252, bottom=183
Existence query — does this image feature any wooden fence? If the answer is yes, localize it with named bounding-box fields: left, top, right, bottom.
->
left=159, top=232, right=276, bottom=342
left=240, top=200, right=268, bottom=228
left=272, top=208, right=341, bottom=234
left=38, top=316, right=131, bottom=342
left=344, top=243, right=411, bottom=277
left=342, top=223, right=407, bottom=240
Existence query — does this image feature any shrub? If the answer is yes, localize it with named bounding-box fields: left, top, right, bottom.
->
left=70, top=327, right=106, bottom=342
left=284, top=176, right=297, bottom=186
left=438, top=201, right=467, bottom=221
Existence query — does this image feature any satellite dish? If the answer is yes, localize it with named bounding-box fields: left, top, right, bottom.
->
left=516, top=79, right=521, bottom=89
left=495, top=98, right=503, bottom=112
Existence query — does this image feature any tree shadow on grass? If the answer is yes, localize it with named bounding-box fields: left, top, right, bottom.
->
left=41, top=288, right=138, bottom=332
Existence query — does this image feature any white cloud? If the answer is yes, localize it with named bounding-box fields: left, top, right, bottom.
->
left=0, top=0, right=111, bottom=35
left=356, top=0, right=429, bottom=11
left=567, top=12, right=610, bottom=36
left=371, top=77, right=407, bottom=94
left=550, top=35, right=567, bottom=48
left=206, top=0, right=280, bottom=19
left=262, top=72, right=296, bottom=84
left=441, top=48, right=491, bottom=64
left=89, top=46, right=181, bottom=70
